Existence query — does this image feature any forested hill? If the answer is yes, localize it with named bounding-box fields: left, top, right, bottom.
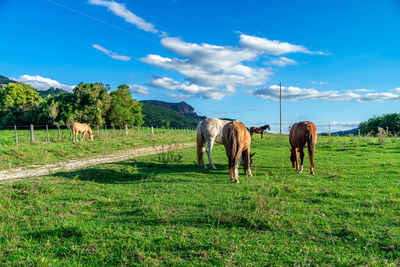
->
left=141, top=100, right=206, bottom=121
left=141, top=102, right=198, bottom=128
left=0, top=75, right=16, bottom=86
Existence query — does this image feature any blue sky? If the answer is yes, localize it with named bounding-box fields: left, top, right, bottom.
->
left=1, top=0, right=400, bottom=133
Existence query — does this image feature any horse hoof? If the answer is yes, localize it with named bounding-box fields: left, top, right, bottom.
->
left=310, top=171, right=314, bottom=175
left=203, top=166, right=208, bottom=169
left=210, top=166, right=217, bottom=170
left=235, top=180, right=240, bottom=184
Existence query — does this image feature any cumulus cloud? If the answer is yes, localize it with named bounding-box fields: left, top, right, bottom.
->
left=239, top=34, right=325, bottom=55
left=267, top=57, right=296, bottom=67
left=128, top=84, right=150, bottom=95
left=250, top=84, right=400, bottom=102
left=140, top=37, right=272, bottom=99
left=15, top=75, right=75, bottom=91
left=149, top=76, right=234, bottom=100
left=88, top=0, right=158, bottom=33
left=92, top=44, right=131, bottom=61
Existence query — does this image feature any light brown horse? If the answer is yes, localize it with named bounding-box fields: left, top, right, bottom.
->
left=72, top=122, right=94, bottom=142
left=222, top=121, right=255, bottom=183
left=289, top=121, right=317, bottom=174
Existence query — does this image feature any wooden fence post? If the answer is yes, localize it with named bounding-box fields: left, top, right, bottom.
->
left=57, top=124, right=61, bottom=141
left=14, top=125, right=18, bottom=146
left=125, top=124, right=128, bottom=136
left=151, top=126, right=154, bottom=136
left=46, top=124, right=50, bottom=142
left=30, top=124, right=35, bottom=143
left=112, top=125, right=115, bottom=137
left=105, top=125, right=108, bottom=140
left=69, top=124, right=72, bottom=141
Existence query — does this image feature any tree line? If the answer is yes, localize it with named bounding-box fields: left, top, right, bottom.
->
left=359, top=113, right=400, bottom=135
left=0, top=82, right=143, bottom=127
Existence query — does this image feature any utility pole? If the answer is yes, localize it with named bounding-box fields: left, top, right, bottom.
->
left=280, top=82, right=282, bottom=135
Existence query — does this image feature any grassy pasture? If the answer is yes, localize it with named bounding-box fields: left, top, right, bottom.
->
left=1, top=135, right=400, bottom=265
left=0, top=127, right=195, bottom=170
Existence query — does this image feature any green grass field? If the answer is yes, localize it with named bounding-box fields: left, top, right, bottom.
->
left=1, top=135, right=400, bottom=265
left=0, top=127, right=195, bottom=170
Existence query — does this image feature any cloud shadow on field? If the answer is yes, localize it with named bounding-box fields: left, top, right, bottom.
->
left=55, top=161, right=229, bottom=184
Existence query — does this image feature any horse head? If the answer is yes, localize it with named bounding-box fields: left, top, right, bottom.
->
left=250, top=152, right=256, bottom=166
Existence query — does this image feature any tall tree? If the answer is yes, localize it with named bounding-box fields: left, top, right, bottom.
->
left=73, top=82, right=111, bottom=125
left=0, top=83, right=42, bottom=125
left=107, top=84, right=143, bottom=126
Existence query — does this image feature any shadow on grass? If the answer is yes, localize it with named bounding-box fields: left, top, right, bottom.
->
left=55, top=161, right=229, bottom=184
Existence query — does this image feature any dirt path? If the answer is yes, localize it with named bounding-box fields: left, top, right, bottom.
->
left=0, top=143, right=196, bottom=182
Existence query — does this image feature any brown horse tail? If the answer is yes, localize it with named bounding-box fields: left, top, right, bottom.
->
left=226, top=124, right=240, bottom=166
left=196, top=122, right=205, bottom=165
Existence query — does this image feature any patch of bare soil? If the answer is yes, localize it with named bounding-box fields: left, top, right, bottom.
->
left=0, top=143, right=195, bottom=182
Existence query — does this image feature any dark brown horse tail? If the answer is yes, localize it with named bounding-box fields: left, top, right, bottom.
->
left=196, top=123, right=205, bottom=165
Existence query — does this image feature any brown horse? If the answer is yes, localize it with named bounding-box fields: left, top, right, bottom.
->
left=72, top=122, right=94, bottom=142
left=222, top=121, right=255, bottom=183
left=249, top=124, right=270, bottom=138
left=289, top=121, right=317, bottom=174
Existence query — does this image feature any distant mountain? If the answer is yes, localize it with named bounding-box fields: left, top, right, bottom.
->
left=0, top=75, right=16, bottom=87
left=141, top=100, right=206, bottom=121
left=38, top=87, right=70, bottom=98
left=141, top=102, right=198, bottom=128
left=320, top=128, right=359, bottom=136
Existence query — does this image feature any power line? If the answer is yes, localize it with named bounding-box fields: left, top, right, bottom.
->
left=47, top=0, right=160, bottom=45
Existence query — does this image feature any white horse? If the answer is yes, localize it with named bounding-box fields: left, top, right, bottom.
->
left=197, top=118, right=231, bottom=169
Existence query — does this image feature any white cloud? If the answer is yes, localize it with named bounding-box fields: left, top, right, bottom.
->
left=250, top=84, right=400, bottom=102
left=140, top=37, right=271, bottom=99
left=149, top=77, right=234, bottom=100
left=92, top=44, right=131, bottom=61
left=165, top=93, right=192, bottom=100
left=239, top=34, right=325, bottom=55
left=267, top=57, right=296, bottom=67
left=88, top=0, right=158, bottom=33
left=128, top=84, right=150, bottom=95
left=310, top=81, right=329, bottom=85
left=15, top=75, right=75, bottom=91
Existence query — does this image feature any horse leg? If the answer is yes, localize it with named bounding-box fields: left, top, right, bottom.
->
left=261, top=132, right=263, bottom=139
left=207, top=139, right=216, bottom=170
left=73, top=129, right=76, bottom=142
left=298, top=148, right=305, bottom=173
left=308, top=143, right=315, bottom=174
left=83, top=132, right=87, bottom=142
left=201, top=143, right=207, bottom=169
left=294, top=148, right=299, bottom=172
left=234, top=153, right=240, bottom=183
left=242, top=149, right=252, bottom=177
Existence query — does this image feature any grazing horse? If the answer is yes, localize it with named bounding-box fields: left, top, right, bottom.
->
left=222, top=121, right=255, bottom=183
left=289, top=121, right=317, bottom=174
left=72, top=122, right=94, bottom=142
left=197, top=118, right=231, bottom=169
left=249, top=124, right=270, bottom=138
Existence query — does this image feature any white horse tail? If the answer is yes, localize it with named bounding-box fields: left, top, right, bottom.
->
left=196, top=121, right=205, bottom=165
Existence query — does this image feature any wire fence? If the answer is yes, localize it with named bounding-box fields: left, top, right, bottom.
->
left=0, top=124, right=197, bottom=146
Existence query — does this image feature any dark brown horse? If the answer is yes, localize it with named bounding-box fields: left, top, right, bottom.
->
left=222, top=121, right=255, bottom=183
left=289, top=121, right=317, bottom=174
left=249, top=124, right=270, bottom=138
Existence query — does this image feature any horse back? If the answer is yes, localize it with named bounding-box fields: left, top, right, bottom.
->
left=289, top=121, right=317, bottom=148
